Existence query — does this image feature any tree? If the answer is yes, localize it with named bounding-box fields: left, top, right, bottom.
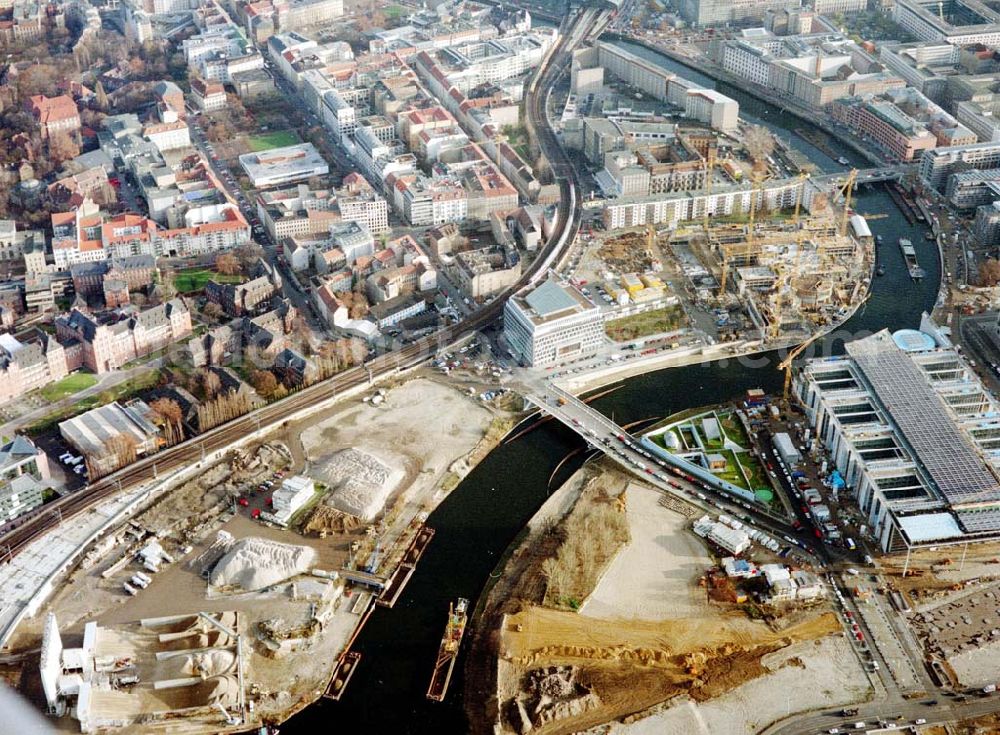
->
left=95, top=81, right=109, bottom=112
left=215, top=252, right=241, bottom=276
left=249, top=369, right=279, bottom=398
left=201, top=369, right=222, bottom=399
left=234, top=243, right=264, bottom=270
left=979, top=259, right=1000, bottom=287
left=149, top=397, right=184, bottom=446
left=99, top=433, right=138, bottom=478
left=203, top=302, right=224, bottom=322
left=48, top=130, right=79, bottom=165
left=745, top=125, right=775, bottom=172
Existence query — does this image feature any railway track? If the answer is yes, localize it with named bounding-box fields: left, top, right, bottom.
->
left=0, top=15, right=594, bottom=564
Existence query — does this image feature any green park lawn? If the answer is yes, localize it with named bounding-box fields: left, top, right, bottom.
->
left=246, top=130, right=301, bottom=152
left=173, top=269, right=244, bottom=293
left=37, top=373, right=98, bottom=402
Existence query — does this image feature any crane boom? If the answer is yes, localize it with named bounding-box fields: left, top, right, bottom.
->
left=778, top=330, right=824, bottom=401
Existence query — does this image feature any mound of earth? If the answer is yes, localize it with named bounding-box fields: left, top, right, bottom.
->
left=209, top=537, right=315, bottom=592
left=312, top=448, right=404, bottom=520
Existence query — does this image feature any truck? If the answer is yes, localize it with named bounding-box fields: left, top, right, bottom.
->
left=841, top=708, right=859, bottom=717
left=130, top=574, right=149, bottom=589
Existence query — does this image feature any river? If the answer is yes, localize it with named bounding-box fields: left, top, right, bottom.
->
left=279, top=39, right=940, bottom=735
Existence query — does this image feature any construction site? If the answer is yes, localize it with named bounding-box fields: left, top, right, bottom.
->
left=475, top=463, right=869, bottom=735
left=573, top=166, right=873, bottom=347
left=4, top=376, right=514, bottom=734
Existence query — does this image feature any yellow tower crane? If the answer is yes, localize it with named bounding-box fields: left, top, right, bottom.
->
left=720, top=169, right=769, bottom=292
left=702, top=148, right=716, bottom=233
left=777, top=330, right=824, bottom=401
left=838, top=169, right=858, bottom=237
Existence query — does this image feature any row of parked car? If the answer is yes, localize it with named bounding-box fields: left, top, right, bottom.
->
left=58, top=451, right=87, bottom=477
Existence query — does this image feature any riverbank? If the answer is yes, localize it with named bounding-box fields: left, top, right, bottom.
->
left=477, top=472, right=862, bottom=735
left=558, top=284, right=870, bottom=396
left=17, top=375, right=519, bottom=735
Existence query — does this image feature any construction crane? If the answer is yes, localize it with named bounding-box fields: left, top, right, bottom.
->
left=838, top=169, right=858, bottom=237
left=747, top=169, right=771, bottom=249
left=702, top=148, right=716, bottom=233
left=777, top=330, right=824, bottom=401
left=720, top=170, right=769, bottom=292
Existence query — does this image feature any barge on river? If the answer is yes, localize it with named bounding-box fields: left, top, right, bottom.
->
left=427, top=598, right=469, bottom=702
left=899, top=239, right=925, bottom=281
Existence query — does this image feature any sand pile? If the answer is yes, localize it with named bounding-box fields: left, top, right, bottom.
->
left=209, top=537, right=316, bottom=591
left=312, top=448, right=403, bottom=520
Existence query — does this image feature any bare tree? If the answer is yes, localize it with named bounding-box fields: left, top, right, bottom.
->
left=148, top=397, right=184, bottom=446
left=249, top=369, right=279, bottom=398
left=201, top=369, right=222, bottom=399
left=979, top=258, right=1000, bottom=287
left=744, top=125, right=775, bottom=172
left=214, top=253, right=241, bottom=276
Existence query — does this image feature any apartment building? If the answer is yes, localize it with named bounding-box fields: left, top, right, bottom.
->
left=454, top=247, right=522, bottom=300
left=335, top=173, right=389, bottom=234
left=0, top=331, right=72, bottom=407
left=974, top=200, right=1000, bottom=245
left=25, top=95, right=80, bottom=140
left=55, top=301, right=192, bottom=374
left=920, top=140, right=1000, bottom=190
left=0, top=436, right=50, bottom=524
left=191, top=79, right=227, bottom=112
left=602, top=177, right=806, bottom=230
left=70, top=255, right=157, bottom=301
left=388, top=173, right=468, bottom=226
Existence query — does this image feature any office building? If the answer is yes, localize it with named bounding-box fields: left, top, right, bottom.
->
left=920, top=140, right=1000, bottom=190
left=796, top=321, right=1000, bottom=552
left=503, top=279, right=604, bottom=367
left=239, top=143, right=329, bottom=188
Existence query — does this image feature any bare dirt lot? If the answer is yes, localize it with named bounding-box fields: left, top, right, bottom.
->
left=491, top=476, right=859, bottom=735
left=299, top=378, right=494, bottom=522
left=17, top=378, right=503, bottom=733
left=605, top=634, right=869, bottom=735
left=581, top=484, right=719, bottom=621
left=500, top=604, right=841, bottom=734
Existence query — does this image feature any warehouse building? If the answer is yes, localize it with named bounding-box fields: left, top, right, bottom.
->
left=503, top=278, right=604, bottom=367
left=795, top=318, right=1000, bottom=552
left=59, top=401, right=161, bottom=477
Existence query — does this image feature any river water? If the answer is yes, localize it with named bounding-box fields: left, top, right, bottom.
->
left=280, top=40, right=939, bottom=734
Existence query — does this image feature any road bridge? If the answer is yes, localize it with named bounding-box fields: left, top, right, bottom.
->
left=524, top=385, right=802, bottom=545
left=813, top=165, right=911, bottom=187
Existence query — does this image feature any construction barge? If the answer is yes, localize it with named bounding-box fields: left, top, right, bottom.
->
left=899, top=238, right=926, bottom=281
left=323, top=651, right=362, bottom=701
left=427, top=598, right=469, bottom=702
left=794, top=127, right=843, bottom=162
left=378, top=524, right=435, bottom=608
left=886, top=183, right=924, bottom=224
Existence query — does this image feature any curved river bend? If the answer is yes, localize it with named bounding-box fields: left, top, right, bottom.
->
left=281, top=39, right=940, bottom=734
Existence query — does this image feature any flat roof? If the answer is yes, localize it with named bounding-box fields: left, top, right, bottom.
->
left=898, top=512, right=963, bottom=543
left=847, top=331, right=1000, bottom=507
left=525, top=280, right=578, bottom=317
